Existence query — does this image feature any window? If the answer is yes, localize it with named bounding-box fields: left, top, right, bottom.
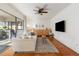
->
left=17, top=21, right=24, bottom=30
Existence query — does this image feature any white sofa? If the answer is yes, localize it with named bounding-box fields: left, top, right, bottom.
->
left=12, top=35, right=37, bottom=52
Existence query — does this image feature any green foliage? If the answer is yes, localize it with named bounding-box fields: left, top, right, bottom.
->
left=3, top=26, right=7, bottom=29
left=0, top=30, right=8, bottom=39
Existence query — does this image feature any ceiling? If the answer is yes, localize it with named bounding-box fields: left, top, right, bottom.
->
left=0, top=10, right=15, bottom=21
left=10, top=3, right=71, bottom=28
left=11, top=3, right=71, bottom=20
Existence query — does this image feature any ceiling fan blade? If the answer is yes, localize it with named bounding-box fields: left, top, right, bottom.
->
left=42, top=11, right=48, bottom=13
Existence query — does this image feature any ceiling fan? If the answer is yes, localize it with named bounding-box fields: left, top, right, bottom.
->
left=33, top=4, right=49, bottom=15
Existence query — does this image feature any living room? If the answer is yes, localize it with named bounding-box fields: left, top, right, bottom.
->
left=0, top=3, right=79, bottom=56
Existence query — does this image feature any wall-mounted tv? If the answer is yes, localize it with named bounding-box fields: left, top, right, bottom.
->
left=55, top=20, right=65, bottom=32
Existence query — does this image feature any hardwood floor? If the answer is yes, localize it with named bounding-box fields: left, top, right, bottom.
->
left=48, top=37, right=79, bottom=56
left=0, top=36, right=79, bottom=56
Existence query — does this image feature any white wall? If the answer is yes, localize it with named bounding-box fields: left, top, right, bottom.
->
left=51, top=3, right=79, bottom=53
left=27, top=16, right=51, bottom=29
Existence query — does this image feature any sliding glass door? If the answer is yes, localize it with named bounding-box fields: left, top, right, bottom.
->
left=0, top=9, right=24, bottom=40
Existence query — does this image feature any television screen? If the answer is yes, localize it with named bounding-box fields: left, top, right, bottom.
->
left=55, top=20, right=65, bottom=32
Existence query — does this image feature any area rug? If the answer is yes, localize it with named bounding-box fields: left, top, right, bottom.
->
left=35, top=38, right=59, bottom=53
left=0, top=45, right=9, bottom=53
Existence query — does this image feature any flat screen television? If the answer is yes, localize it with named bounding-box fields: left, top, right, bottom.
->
left=55, top=20, right=65, bottom=32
